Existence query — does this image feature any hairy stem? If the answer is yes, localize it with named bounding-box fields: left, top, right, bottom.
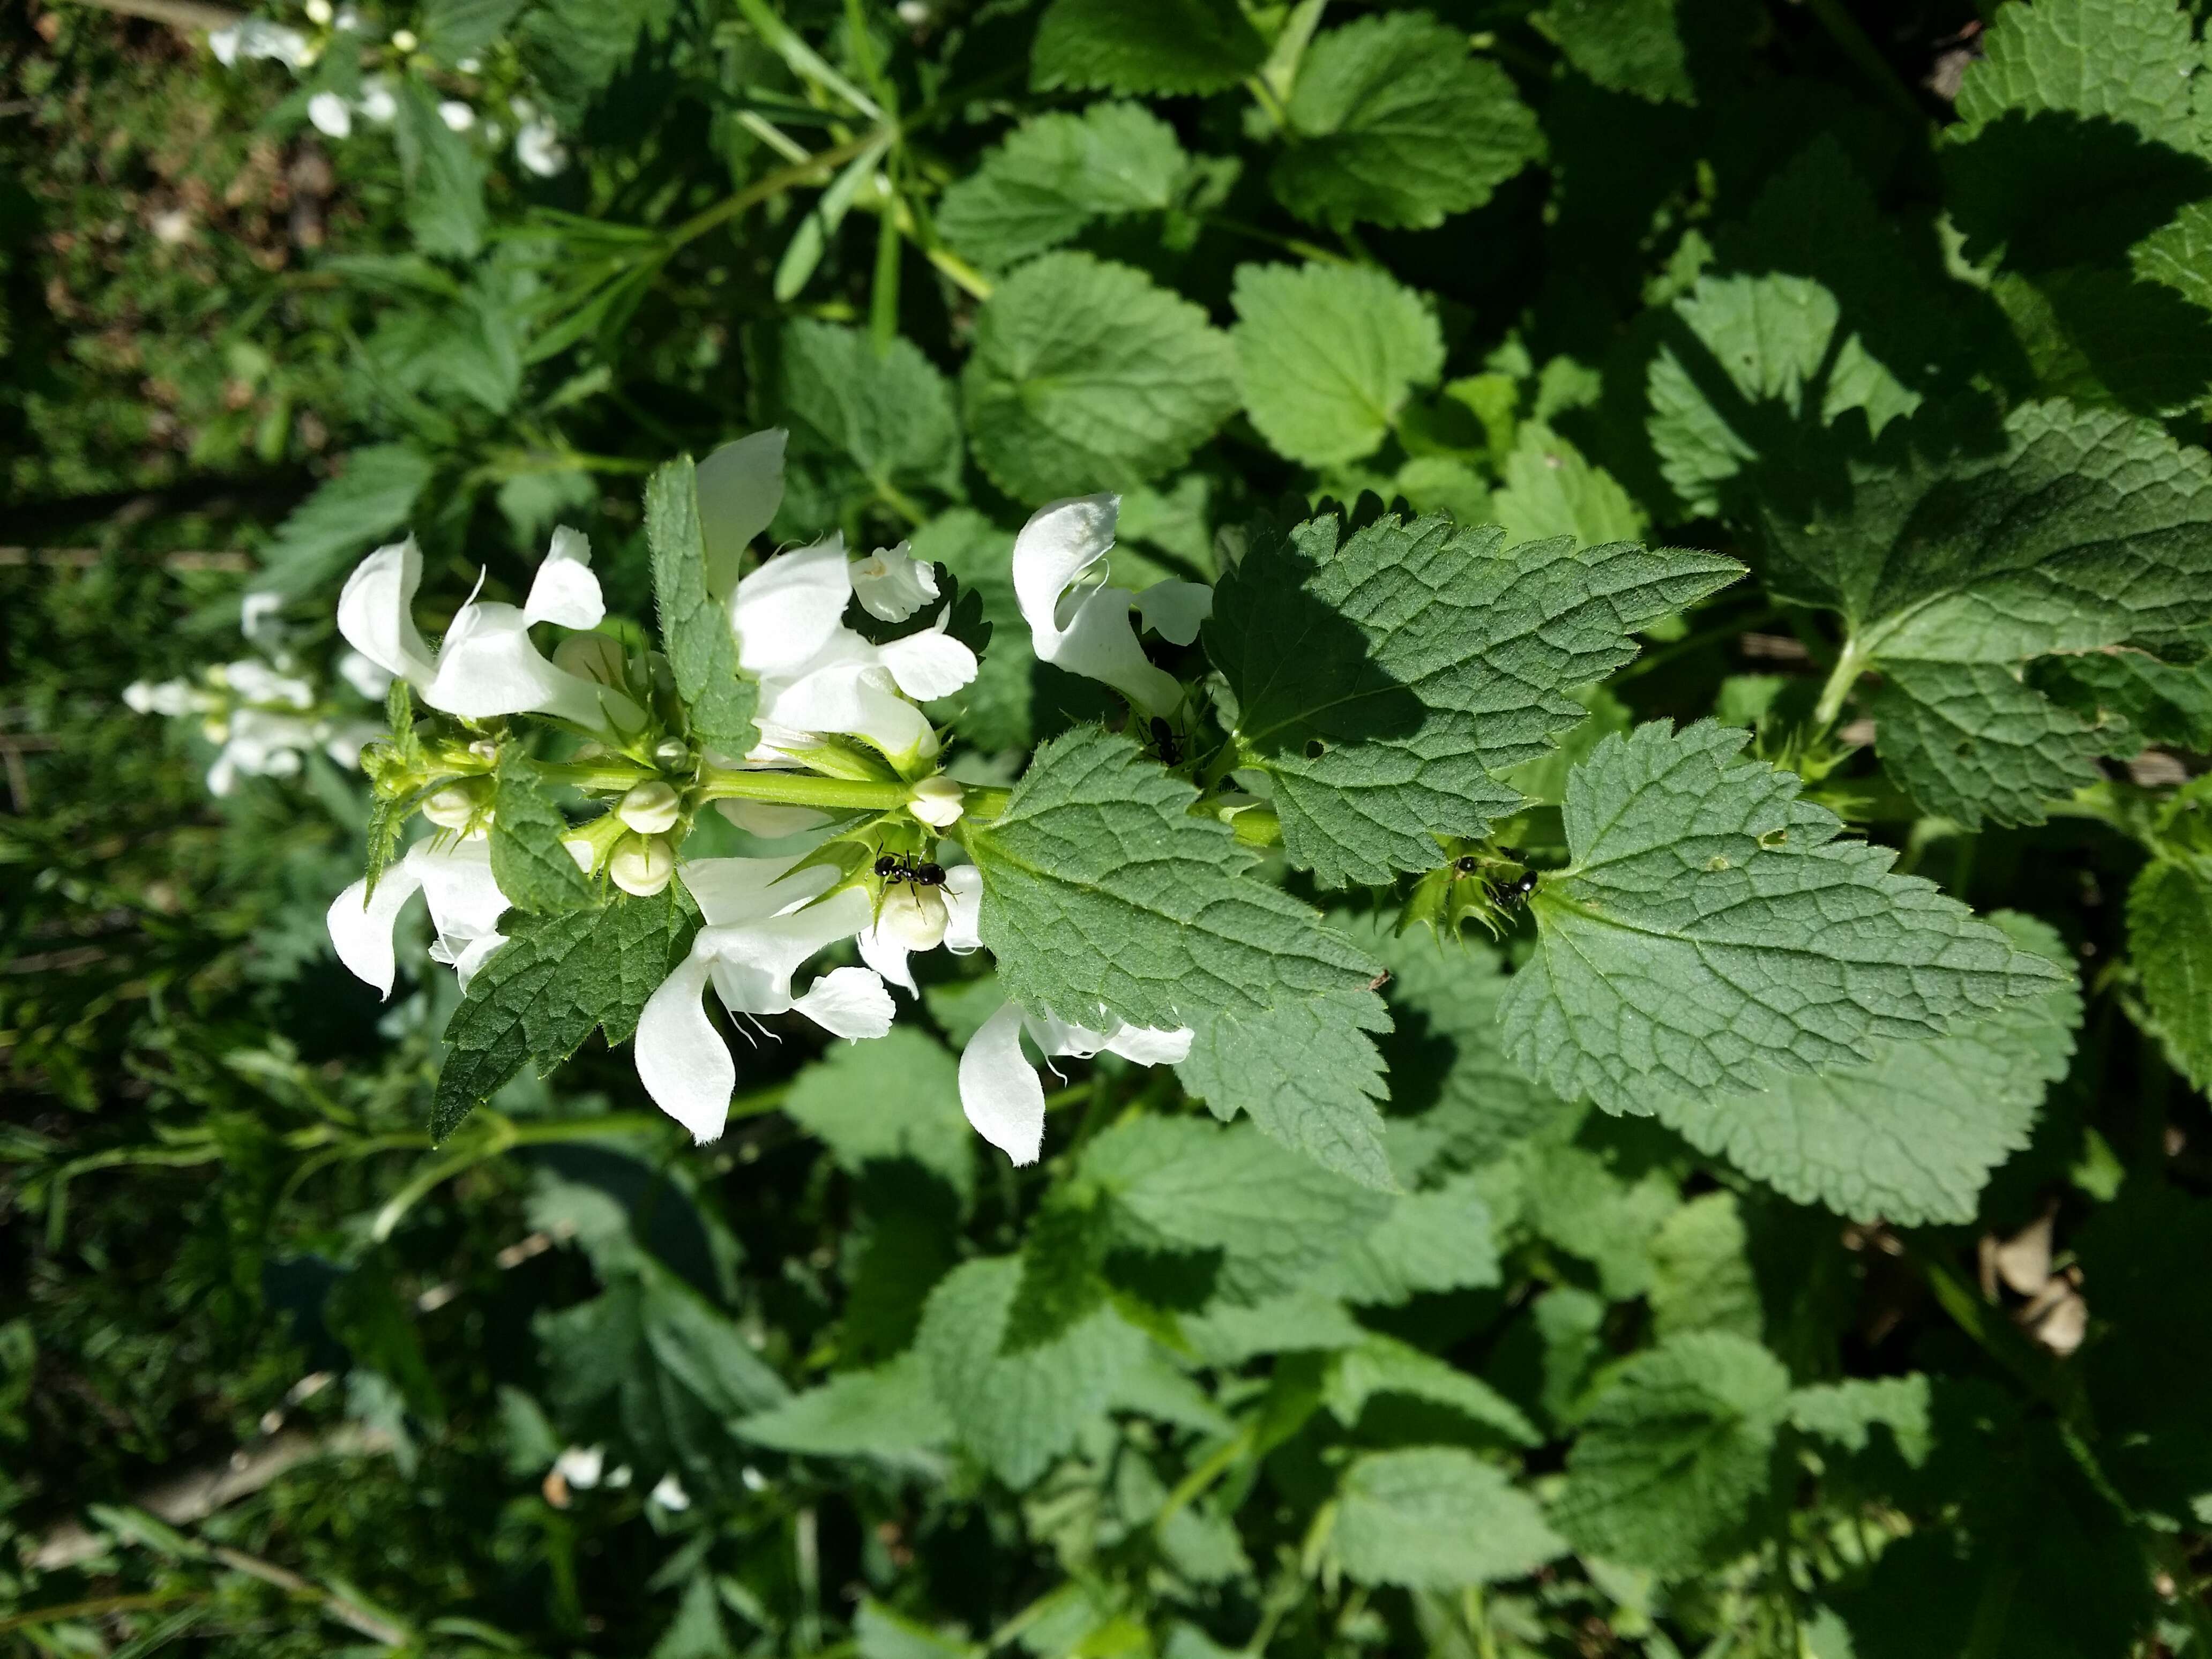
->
left=1810, top=635, right=1871, bottom=734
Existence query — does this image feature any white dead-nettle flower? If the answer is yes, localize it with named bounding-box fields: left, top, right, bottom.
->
left=438, top=100, right=475, bottom=133
left=907, top=775, right=965, bottom=827
left=553, top=1446, right=604, bottom=1490
left=514, top=117, right=567, bottom=178
left=857, top=864, right=981, bottom=994
left=207, top=18, right=311, bottom=68
left=850, top=540, right=939, bottom=623
left=326, top=836, right=512, bottom=997
left=959, top=1003, right=1192, bottom=1166
left=1012, top=494, right=1212, bottom=718
left=355, top=77, right=399, bottom=124
left=126, top=629, right=379, bottom=797
left=306, top=90, right=352, bottom=138
left=336, top=528, right=640, bottom=737
left=634, top=858, right=894, bottom=1143
left=694, top=432, right=976, bottom=775
left=649, top=1472, right=691, bottom=1511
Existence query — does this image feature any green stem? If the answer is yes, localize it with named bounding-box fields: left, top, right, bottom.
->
left=697, top=767, right=1010, bottom=821
left=1810, top=636, right=1870, bottom=735
left=663, top=129, right=890, bottom=255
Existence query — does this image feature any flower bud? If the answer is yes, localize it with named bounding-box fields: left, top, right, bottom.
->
left=305, top=0, right=333, bottom=24
left=563, top=836, right=597, bottom=875
left=389, top=26, right=417, bottom=50
left=423, top=786, right=479, bottom=829
left=618, top=780, right=682, bottom=834
left=909, top=775, right=965, bottom=827
left=609, top=834, right=675, bottom=897
left=878, top=883, right=948, bottom=951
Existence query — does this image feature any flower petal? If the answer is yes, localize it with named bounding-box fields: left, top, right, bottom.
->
left=877, top=627, right=978, bottom=701
left=768, top=661, right=938, bottom=764
left=677, top=855, right=836, bottom=928
left=941, top=865, right=983, bottom=953
left=850, top=540, right=940, bottom=623
left=1134, top=580, right=1213, bottom=645
left=326, top=862, right=425, bottom=998
left=731, top=535, right=850, bottom=677
left=701, top=886, right=875, bottom=1014
left=1047, top=587, right=1183, bottom=718
left=337, top=537, right=438, bottom=688
left=791, top=966, right=895, bottom=1040
left=636, top=948, right=736, bottom=1143
left=713, top=798, right=834, bottom=839
left=524, top=526, right=605, bottom=629
left=959, top=1000, right=1046, bottom=1166
left=698, top=429, right=788, bottom=596
left=857, top=923, right=916, bottom=995
left=407, top=836, right=511, bottom=980
left=428, top=600, right=622, bottom=729
left=1013, top=494, right=1118, bottom=642
left=1103, top=1023, right=1194, bottom=1065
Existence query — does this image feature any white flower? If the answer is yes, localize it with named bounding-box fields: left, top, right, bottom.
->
left=1011, top=495, right=1212, bottom=718
left=125, top=678, right=204, bottom=718
left=337, top=650, right=393, bottom=701
left=635, top=863, right=892, bottom=1141
left=326, top=836, right=512, bottom=998
left=957, top=1002, right=1192, bottom=1165
left=514, top=119, right=567, bottom=177
left=554, top=1446, right=605, bottom=1490
left=336, top=532, right=636, bottom=735
left=649, top=1472, right=691, bottom=1511
left=850, top=541, right=939, bottom=623
left=241, top=591, right=289, bottom=651
left=355, top=77, right=398, bottom=124
left=697, top=429, right=788, bottom=596
left=857, top=864, right=980, bottom=995
left=221, top=659, right=315, bottom=709
left=208, top=18, right=310, bottom=68
left=908, top=775, right=964, bottom=827
left=439, top=101, right=475, bottom=132
left=306, top=90, right=352, bottom=138
left=206, top=706, right=319, bottom=795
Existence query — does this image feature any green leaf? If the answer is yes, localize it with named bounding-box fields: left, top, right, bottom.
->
left=1080, top=1117, right=1392, bottom=1304
left=782, top=1027, right=976, bottom=1204
left=1229, top=261, right=1443, bottom=468
left=648, top=456, right=759, bottom=758
left=1324, top=1334, right=1541, bottom=1445
left=1647, top=1192, right=1761, bottom=1341
left=1491, top=421, right=1646, bottom=550
left=394, top=78, right=489, bottom=259
left=2129, top=856, right=2212, bottom=1092
left=915, top=1257, right=1147, bottom=1487
left=966, top=726, right=1379, bottom=1032
left=244, top=445, right=434, bottom=601
left=1499, top=721, right=2070, bottom=1115
left=1788, top=1375, right=1932, bottom=1467
left=1551, top=1329, right=1791, bottom=1576
left=1205, top=510, right=1740, bottom=886
left=649, top=1574, right=733, bottom=1659
left=432, top=887, right=699, bottom=1139
left=735, top=1352, right=952, bottom=1475
left=937, top=103, right=1192, bottom=272
left=1028, top=0, right=1265, bottom=96
left=2032, top=649, right=2212, bottom=752
left=1329, top=1448, right=1565, bottom=1589
left=1272, top=12, right=1543, bottom=231
left=752, top=320, right=963, bottom=525
left=419, top=0, right=528, bottom=64
left=1312, top=1174, right=1500, bottom=1305
left=1520, top=1129, right=1683, bottom=1300
left=517, top=0, right=678, bottom=123
left=489, top=751, right=594, bottom=916
left=1175, top=988, right=1395, bottom=1192
left=1541, top=0, right=1696, bottom=105
left=1755, top=400, right=2212, bottom=826
left=962, top=252, right=1239, bottom=500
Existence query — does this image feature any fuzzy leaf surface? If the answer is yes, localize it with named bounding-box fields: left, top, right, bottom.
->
left=1330, top=1448, right=1564, bottom=1589
left=1028, top=0, right=1265, bottom=95
left=1499, top=722, right=2069, bottom=1114
left=1206, top=511, right=1740, bottom=885
left=1229, top=262, right=1443, bottom=468
left=1175, top=988, right=1395, bottom=1192
left=937, top=103, right=1190, bottom=270
left=648, top=456, right=758, bottom=757
left=966, top=726, right=1379, bottom=1030
left=2129, top=856, right=2212, bottom=1091
left=489, top=750, right=593, bottom=915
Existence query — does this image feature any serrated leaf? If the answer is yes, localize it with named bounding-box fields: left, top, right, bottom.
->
left=419, top=0, right=527, bottom=63
left=1788, top=1375, right=1932, bottom=1466
left=2032, top=649, right=2212, bottom=752
left=1491, top=421, right=1646, bottom=549
left=1205, top=510, right=1740, bottom=886
left=962, top=253, right=1239, bottom=500
left=752, top=320, right=963, bottom=529
left=1647, top=1192, right=1760, bottom=1340
left=1754, top=399, right=2212, bottom=826
left=648, top=455, right=759, bottom=757
left=1324, top=1334, right=1541, bottom=1445
left=489, top=751, right=594, bottom=915
left=1176, top=988, right=1395, bottom=1192
left=1311, top=1173, right=1499, bottom=1305
left=782, top=1027, right=975, bottom=1205
left=1080, top=1117, right=1392, bottom=1305
left=1499, top=721, right=2069, bottom=1115
left=1272, top=12, right=1543, bottom=231
left=1542, top=0, right=1695, bottom=105
left=1330, top=1448, right=1564, bottom=1589
left=1028, top=0, right=1265, bottom=96
left=966, top=726, right=1379, bottom=1031
left=937, top=103, right=1191, bottom=271
left=432, top=887, right=698, bottom=1139
left=915, top=1256, right=1147, bottom=1487
left=1229, top=261, right=1443, bottom=468
left=735, top=1352, right=952, bottom=1476
left=2129, top=856, right=2212, bottom=1092
left=244, top=445, right=434, bottom=602
left=394, top=77, right=488, bottom=259
left=1551, top=1329, right=1791, bottom=1576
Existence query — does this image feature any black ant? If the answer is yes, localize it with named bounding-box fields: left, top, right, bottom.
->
left=1148, top=716, right=1183, bottom=766
left=875, top=852, right=947, bottom=889
left=1451, top=855, right=1537, bottom=909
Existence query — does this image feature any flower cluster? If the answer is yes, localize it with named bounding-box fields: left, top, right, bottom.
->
left=124, top=595, right=386, bottom=797
left=324, top=432, right=1209, bottom=1164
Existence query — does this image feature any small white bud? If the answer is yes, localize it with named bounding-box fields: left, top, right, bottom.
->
left=468, top=739, right=498, bottom=761
left=423, top=786, right=477, bottom=829
left=653, top=738, right=689, bottom=766
left=563, top=835, right=597, bottom=875
left=388, top=26, right=417, bottom=51
left=878, top=884, right=948, bottom=951
left=609, top=834, right=675, bottom=897
left=618, top=780, right=682, bottom=835
left=304, top=0, right=333, bottom=24
left=909, top=775, right=965, bottom=827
